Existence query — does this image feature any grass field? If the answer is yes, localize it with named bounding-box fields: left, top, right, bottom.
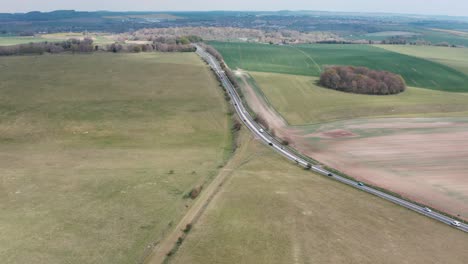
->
left=378, top=45, right=468, bottom=75
left=350, top=28, right=468, bottom=47
left=0, top=53, right=231, bottom=264
left=171, top=130, right=468, bottom=264
left=249, top=72, right=468, bottom=125
left=0, top=36, right=48, bottom=46
left=210, top=41, right=468, bottom=92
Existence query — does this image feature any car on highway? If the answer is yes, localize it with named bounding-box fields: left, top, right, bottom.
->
left=357, top=182, right=364, bottom=186
left=327, top=173, right=333, bottom=177
left=451, top=221, right=461, bottom=227
left=259, top=128, right=264, bottom=133
left=423, top=207, right=432, bottom=213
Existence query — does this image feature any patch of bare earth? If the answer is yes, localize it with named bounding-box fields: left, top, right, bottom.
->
left=237, top=72, right=297, bottom=140
left=298, top=120, right=468, bottom=221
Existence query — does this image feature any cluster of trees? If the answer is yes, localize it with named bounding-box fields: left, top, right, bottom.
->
left=0, top=38, right=95, bottom=56
left=0, top=37, right=198, bottom=56
left=381, top=37, right=458, bottom=47
left=319, top=66, right=406, bottom=95
left=106, top=34, right=200, bottom=53
left=107, top=42, right=195, bottom=53
left=127, top=27, right=341, bottom=45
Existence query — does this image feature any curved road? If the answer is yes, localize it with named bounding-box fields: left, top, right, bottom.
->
left=195, top=44, right=468, bottom=233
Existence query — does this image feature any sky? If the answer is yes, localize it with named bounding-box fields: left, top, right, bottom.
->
left=1, top=0, right=467, bottom=17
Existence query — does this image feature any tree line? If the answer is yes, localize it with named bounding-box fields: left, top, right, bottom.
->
left=0, top=37, right=199, bottom=56
left=319, top=66, right=406, bottom=95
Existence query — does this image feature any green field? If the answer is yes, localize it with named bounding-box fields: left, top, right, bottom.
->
left=171, top=130, right=468, bottom=264
left=0, top=36, right=48, bottom=46
left=0, top=53, right=231, bottom=264
left=210, top=41, right=468, bottom=92
left=248, top=72, right=468, bottom=125
left=350, top=28, right=468, bottom=47
left=379, top=45, right=468, bottom=75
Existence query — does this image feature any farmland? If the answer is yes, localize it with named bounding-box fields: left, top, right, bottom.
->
left=210, top=41, right=468, bottom=92
left=0, top=36, right=48, bottom=46
left=378, top=45, right=468, bottom=75
left=0, top=53, right=232, bottom=264
left=250, top=72, right=468, bottom=125
left=295, top=117, right=468, bottom=220
left=244, top=70, right=468, bottom=220
left=171, top=130, right=468, bottom=264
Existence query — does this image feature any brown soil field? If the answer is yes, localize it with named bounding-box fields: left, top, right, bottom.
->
left=298, top=118, right=468, bottom=220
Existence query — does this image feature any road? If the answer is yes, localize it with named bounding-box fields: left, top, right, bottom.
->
left=195, top=44, right=468, bottom=233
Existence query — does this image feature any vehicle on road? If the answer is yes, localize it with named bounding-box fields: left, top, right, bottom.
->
left=423, top=207, right=432, bottom=213
left=358, top=182, right=364, bottom=186
left=259, top=128, right=264, bottom=133
left=327, top=173, right=333, bottom=177
left=451, top=221, right=461, bottom=227
left=268, top=142, right=273, bottom=146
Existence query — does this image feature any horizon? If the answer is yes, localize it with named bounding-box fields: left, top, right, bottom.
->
left=1, top=0, right=467, bottom=17
left=2, top=8, right=468, bottom=20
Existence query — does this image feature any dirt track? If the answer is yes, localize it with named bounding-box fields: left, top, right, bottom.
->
left=144, top=132, right=251, bottom=264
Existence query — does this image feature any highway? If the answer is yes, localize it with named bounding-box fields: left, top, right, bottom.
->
left=195, top=44, right=468, bottom=233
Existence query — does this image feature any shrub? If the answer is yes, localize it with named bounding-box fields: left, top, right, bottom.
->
left=189, top=186, right=203, bottom=199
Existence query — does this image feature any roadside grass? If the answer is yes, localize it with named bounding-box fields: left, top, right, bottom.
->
left=378, top=45, right=468, bottom=75
left=210, top=41, right=468, bottom=92
left=0, top=53, right=231, bottom=264
left=171, top=130, right=468, bottom=264
left=249, top=71, right=468, bottom=125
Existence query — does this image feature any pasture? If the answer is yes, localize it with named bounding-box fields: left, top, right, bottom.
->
left=0, top=53, right=232, bottom=264
left=250, top=72, right=468, bottom=125
left=210, top=41, right=468, bottom=92
left=171, top=130, right=468, bottom=264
